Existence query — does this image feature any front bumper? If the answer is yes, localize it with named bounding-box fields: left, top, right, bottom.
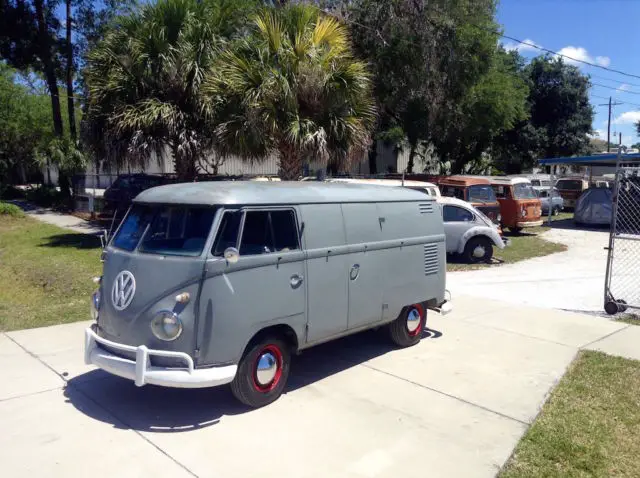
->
left=516, top=219, right=543, bottom=228
left=84, top=326, right=237, bottom=389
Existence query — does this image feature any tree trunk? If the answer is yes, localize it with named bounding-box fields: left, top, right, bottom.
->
left=65, top=0, right=76, bottom=140
left=407, top=144, right=417, bottom=174
left=172, top=142, right=197, bottom=181
left=368, top=139, right=377, bottom=175
left=34, top=0, right=64, bottom=138
left=278, top=141, right=301, bottom=180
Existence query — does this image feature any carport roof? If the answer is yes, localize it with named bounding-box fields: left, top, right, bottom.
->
left=538, top=153, right=640, bottom=166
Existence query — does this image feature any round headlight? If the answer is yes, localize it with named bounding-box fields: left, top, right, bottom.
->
left=150, top=311, right=183, bottom=341
left=90, top=290, right=101, bottom=321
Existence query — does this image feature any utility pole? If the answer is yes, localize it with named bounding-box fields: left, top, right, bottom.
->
left=599, top=97, right=623, bottom=152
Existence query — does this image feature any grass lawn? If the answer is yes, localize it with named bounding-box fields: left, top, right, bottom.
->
left=0, top=215, right=101, bottom=331
left=500, top=351, right=640, bottom=478
left=616, top=313, right=640, bottom=326
left=448, top=225, right=567, bottom=271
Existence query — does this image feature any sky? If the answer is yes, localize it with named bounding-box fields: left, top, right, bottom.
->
left=497, top=0, right=640, bottom=148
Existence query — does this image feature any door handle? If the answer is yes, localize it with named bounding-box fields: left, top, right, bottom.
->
left=350, top=264, right=360, bottom=281
left=290, top=274, right=304, bottom=289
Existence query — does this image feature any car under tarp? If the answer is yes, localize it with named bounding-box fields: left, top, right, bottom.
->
left=574, top=188, right=613, bottom=225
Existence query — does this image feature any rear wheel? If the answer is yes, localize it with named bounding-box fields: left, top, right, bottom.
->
left=230, top=336, right=290, bottom=408
left=510, top=226, right=524, bottom=234
left=389, top=304, right=425, bottom=348
left=463, top=236, right=493, bottom=263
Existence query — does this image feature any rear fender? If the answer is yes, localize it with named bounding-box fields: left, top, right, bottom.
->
left=457, top=226, right=505, bottom=253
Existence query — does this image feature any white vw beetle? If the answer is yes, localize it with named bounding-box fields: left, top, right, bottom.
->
left=438, top=197, right=509, bottom=263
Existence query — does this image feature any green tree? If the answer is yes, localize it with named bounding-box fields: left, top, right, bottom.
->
left=83, top=0, right=258, bottom=180
left=202, top=4, right=375, bottom=179
left=493, top=56, right=594, bottom=173
left=0, top=63, right=53, bottom=189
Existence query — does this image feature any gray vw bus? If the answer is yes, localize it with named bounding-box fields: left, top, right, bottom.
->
left=85, top=182, right=449, bottom=407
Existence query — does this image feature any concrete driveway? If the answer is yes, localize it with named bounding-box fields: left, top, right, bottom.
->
left=449, top=220, right=611, bottom=313
left=0, top=296, right=632, bottom=478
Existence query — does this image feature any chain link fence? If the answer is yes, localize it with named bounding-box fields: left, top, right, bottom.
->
left=604, top=166, right=640, bottom=314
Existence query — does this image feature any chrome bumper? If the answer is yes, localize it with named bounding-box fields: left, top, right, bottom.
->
left=84, top=326, right=237, bottom=389
left=516, top=219, right=543, bottom=228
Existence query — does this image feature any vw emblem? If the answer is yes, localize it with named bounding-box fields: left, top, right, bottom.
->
left=111, top=270, right=136, bottom=311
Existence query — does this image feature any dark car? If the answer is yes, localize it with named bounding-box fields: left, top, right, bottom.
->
left=103, top=174, right=171, bottom=216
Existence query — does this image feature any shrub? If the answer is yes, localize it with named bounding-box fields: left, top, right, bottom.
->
left=0, top=201, right=25, bottom=217
left=0, top=185, right=26, bottom=200
left=25, top=186, right=65, bottom=208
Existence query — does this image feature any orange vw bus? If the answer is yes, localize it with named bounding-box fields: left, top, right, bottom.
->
left=436, top=176, right=502, bottom=225
left=488, top=177, right=542, bottom=232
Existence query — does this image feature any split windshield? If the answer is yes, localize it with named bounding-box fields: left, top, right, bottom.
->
left=112, top=204, right=217, bottom=256
left=513, top=183, right=537, bottom=199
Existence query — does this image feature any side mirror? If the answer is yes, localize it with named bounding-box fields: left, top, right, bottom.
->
left=223, top=247, right=239, bottom=264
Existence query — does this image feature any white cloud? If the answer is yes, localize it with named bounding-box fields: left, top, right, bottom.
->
left=503, top=38, right=541, bottom=54
left=613, top=111, right=640, bottom=124
left=556, top=46, right=610, bottom=68
left=622, top=135, right=635, bottom=146
left=617, top=84, right=631, bottom=92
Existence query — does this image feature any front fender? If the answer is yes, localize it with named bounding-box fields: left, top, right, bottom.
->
left=457, top=226, right=505, bottom=254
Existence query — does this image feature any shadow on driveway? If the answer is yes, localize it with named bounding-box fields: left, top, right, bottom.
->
left=545, top=218, right=610, bottom=232
left=65, top=326, right=443, bottom=433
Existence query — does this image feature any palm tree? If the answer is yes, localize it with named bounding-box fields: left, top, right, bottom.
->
left=202, top=4, right=376, bottom=179
left=83, top=0, right=257, bottom=180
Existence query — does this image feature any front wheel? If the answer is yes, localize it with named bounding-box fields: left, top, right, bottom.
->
left=389, top=304, right=425, bottom=348
left=463, top=236, right=493, bottom=263
left=552, top=206, right=560, bottom=216
left=230, top=336, right=290, bottom=408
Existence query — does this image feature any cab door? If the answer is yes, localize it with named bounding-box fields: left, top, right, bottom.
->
left=197, top=208, right=306, bottom=366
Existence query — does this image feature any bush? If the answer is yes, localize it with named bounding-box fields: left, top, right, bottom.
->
left=0, top=185, right=26, bottom=200
left=25, top=186, right=66, bottom=208
left=0, top=201, right=25, bottom=217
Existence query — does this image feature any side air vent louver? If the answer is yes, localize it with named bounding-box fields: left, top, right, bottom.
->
left=419, top=203, right=434, bottom=214
left=424, top=244, right=438, bottom=276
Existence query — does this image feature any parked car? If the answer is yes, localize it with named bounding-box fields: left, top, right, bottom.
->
left=86, top=182, right=451, bottom=408
left=326, top=177, right=441, bottom=197
left=555, top=177, right=589, bottom=210
left=438, top=196, right=508, bottom=263
left=435, top=176, right=502, bottom=225
left=103, top=174, right=171, bottom=215
left=488, top=177, right=542, bottom=233
left=535, top=188, right=564, bottom=216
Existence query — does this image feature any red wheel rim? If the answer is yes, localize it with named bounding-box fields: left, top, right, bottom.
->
left=406, top=304, right=424, bottom=337
left=252, top=344, right=283, bottom=393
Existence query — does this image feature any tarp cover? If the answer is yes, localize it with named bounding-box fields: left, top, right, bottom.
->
left=575, top=188, right=613, bottom=225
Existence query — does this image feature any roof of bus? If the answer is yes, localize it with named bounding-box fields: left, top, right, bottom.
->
left=327, top=178, right=438, bottom=188
left=436, top=175, right=491, bottom=186
left=486, top=176, right=532, bottom=186
left=134, top=180, right=430, bottom=205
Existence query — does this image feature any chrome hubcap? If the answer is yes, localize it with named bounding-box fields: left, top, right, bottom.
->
left=473, top=246, right=486, bottom=258
left=255, top=352, right=278, bottom=386
left=406, top=308, right=421, bottom=333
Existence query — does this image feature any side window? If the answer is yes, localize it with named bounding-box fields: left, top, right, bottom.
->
left=443, top=205, right=474, bottom=223
left=239, top=210, right=299, bottom=256
left=212, top=210, right=242, bottom=256
left=492, top=185, right=511, bottom=199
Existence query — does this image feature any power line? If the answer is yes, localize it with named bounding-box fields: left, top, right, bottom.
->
left=588, top=73, right=640, bottom=90
left=591, top=82, right=640, bottom=96
left=590, top=94, right=640, bottom=109
left=499, top=33, right=640, bottom=81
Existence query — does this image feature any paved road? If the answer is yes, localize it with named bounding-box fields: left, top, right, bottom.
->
left=1, top=296, right=635, bottom=478
left=448, top=220, right=611, bottom=314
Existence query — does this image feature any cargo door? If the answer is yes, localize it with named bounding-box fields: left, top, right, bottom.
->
left=342, top=203, right=384, bottom=330
left=301, top=204, right=349, bottom=343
